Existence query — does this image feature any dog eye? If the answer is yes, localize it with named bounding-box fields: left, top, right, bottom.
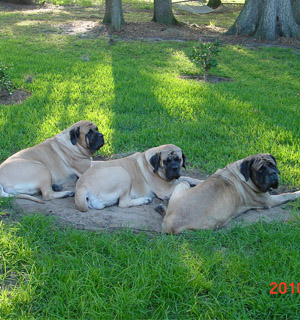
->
left=174, top=156, right=180, bottom=162
left=164, top=158, right=171, bottom=164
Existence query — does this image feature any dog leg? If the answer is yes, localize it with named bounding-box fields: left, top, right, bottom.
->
left=0, top=186, right=45, bottom=203
left=178, top=176, right=204, bottom=186
left=169, top=181, right=190, bottom=202
left=118, top=193, right=152, bottom=208
left=39, top=170, right=74, bottom=200
left=75, top=187, right=89, bottom=212
left=87, top=194, right=106, bottom=210
left=265, top=191, right=300, bottom=208
left=44, top=190, right=75, bottom=200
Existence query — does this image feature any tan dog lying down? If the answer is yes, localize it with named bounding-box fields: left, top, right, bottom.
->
left=75, top=144, right=202, bottom=211
left=0, top=121, right=104, bottom=203
left=162, top=154, right=300, bottom=234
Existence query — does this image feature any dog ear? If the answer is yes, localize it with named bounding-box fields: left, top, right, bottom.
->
left=182, top=151, right=186, bottom=169
left=150, top=152, right=161, bottom=173
left=70, top=127, right=80, bottom=145
left=240, top=156, right=255, bottom=181
left=269, top=154, right=280, bottom=174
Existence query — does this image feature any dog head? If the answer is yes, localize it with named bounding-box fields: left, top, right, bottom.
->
left=240, top=153, right=280, bottom=192
left=147, top=144, right=186, bottom=181
left=69, top=121, right=104, bottom=154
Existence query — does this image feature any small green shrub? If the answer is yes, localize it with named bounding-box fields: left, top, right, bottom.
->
left=0, top=63, right=14, bottom=96
left=189, top=40, right=221, bottom=80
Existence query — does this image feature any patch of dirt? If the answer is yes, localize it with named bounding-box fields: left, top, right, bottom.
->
left=179, top=74, right=233, bottom=83
left=0, top=2, right=299, bottom=49
left=106, top=21, right=227, bottom=42
left=14, top=169, right=297, bottom=233
left=0, top=90, right=31, bottom=106
left=85, top=21, right=300, bottom=49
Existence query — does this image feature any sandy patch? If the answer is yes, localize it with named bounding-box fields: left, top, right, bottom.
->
left=14, top=170, right=296, bottom=233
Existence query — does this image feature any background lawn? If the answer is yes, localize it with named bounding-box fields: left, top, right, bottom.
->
left=1, top=37, right=299, bottom=185
left=0, top=0, right=300, bottom=318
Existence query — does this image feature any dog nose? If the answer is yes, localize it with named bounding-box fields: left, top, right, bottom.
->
left=97, top=133, right=104, bottom=141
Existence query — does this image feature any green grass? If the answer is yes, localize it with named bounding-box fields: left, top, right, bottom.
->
left=0, top=37, right=299, bottom=185
left=0, top=2, right=300, bottom=319
left=1, top=214, right=300, bottom=319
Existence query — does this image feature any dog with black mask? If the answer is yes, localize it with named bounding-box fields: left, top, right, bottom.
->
left=162, top=154, right=300, bottom=234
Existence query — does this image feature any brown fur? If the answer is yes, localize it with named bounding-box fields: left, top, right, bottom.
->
left=75, top=144, right=202, bottom=212
left=0, top=120, right=104, bottom=203
left=163, top=154, right=300, bottom=234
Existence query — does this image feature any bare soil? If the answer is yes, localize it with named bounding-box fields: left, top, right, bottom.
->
left=14, top=169, right=297, bottom=233
left=179, top=74, right=233, bottom=83
left=0, top=90, right=31, bottom=105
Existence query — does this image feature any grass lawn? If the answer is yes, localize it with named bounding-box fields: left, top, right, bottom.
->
left=0, top=0, right=300, bottom=318
left=2, top=213, right=300, bottom=319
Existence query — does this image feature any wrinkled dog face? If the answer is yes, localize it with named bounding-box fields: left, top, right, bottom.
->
left=150, top=150, right=186, bottom=181
left=70, top=122, right=104, bottom=154
left=240, top=154, right=280, bottom=192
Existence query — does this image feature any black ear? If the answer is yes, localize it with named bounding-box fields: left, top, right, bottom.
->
left=150, top=152, right=161, bottom=173
left=182, top=152, right=186, bottom=169
left=70, top=127, right=80, bottom=145
left=240, top=157, right=254, bottom=181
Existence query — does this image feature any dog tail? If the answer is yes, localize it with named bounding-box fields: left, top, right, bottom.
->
left=0, top=185, right=45, bottom=204
left=75, top=187, right=88, bottom=212
left=15, top=194, right=45, bottom=204
left=155, top=204, right=167, bottom=217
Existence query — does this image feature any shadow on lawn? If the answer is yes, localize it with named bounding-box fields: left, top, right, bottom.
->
left=109, top=43, right=177, bottom=152
left=0, top=82, right=57, bottom=158
left=106, top=40, right=300, bottom=182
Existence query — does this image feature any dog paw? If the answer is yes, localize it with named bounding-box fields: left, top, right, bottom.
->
left=155, top=204, right=167, bottom=217
left=144, top=197, right=152, bottom=204
left=64, top=191, right=75, bottom=198
left=52, top=184, right=63, bottom=192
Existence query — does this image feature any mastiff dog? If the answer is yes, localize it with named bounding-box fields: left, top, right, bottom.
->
left=162, top=153, right=300, bottom=234
left=0, top=120, right=104, bottom=203
left=75, top=144, right=202, bottom=212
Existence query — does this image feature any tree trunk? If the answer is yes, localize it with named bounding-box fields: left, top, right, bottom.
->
left=152, top=0, right=178, bottom=25
left=103, top=0, right=112, bottom=24
left=207, top=0, right=222, bottom=9
left=111, top=0, right=124, bottom=30
left=227, top=0, right=300, bottom=41
left=103, top=0, right=125, bottom=30
left=292, top=0, right=300, bottom=24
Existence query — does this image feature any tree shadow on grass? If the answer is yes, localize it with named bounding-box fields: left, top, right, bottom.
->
left=108, top=41, right=192, bottom=153
left=178, top=44, right=300, bottom=183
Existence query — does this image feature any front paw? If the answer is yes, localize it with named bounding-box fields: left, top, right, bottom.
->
left=144, top=197, right=152, bottom=204
left=52, top=184, right=63, bottom=192
left=64, top=191, right=75, bottom=198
